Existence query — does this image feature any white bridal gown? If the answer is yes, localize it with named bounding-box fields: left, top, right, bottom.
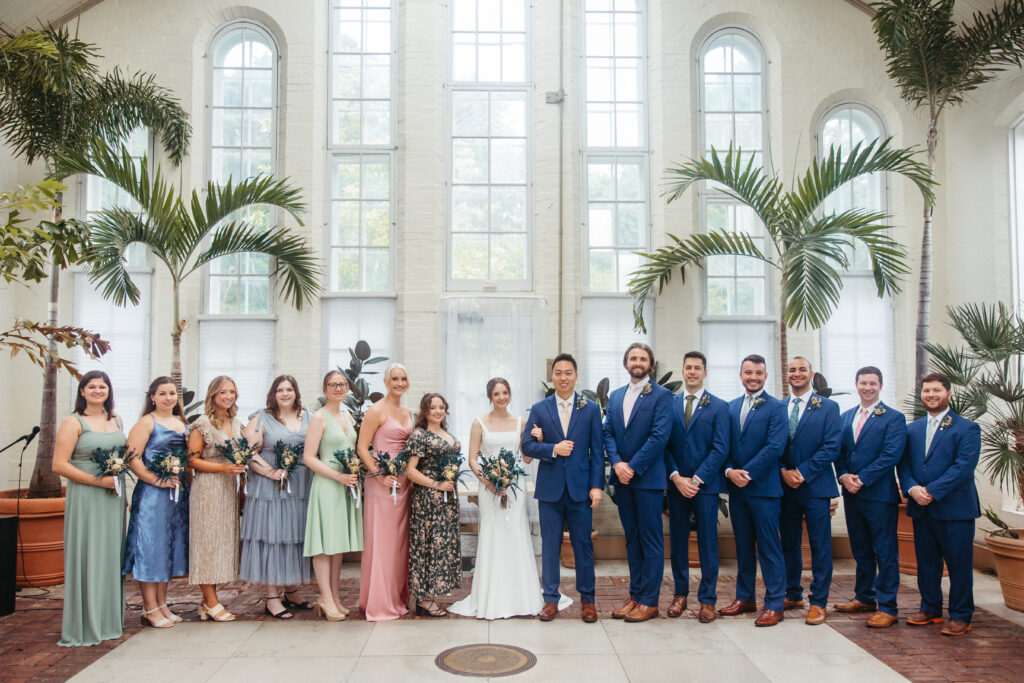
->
left=450, top=417, right=572, bottom=619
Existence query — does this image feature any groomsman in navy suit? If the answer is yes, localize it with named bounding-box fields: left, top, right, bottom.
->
left=664, top=351, right=730, bottom=623
left=719, top=354, right=789, bottom=626
left=833, top=366, right=906, bottom=629
left=522, top=353, right=606, bottom=623
left=898, top=373, right=981, bottom=637
left=604, top=343, right=673, bottom=622
left=779, top=357, right=841, bottom=625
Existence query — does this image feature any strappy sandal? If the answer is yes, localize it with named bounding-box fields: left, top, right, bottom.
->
left=142, top=606, right=174, bottom=628
left=282, top=590, right=314, bottom=611
left=415, top=600, right=448, bottom=618
left=158, top=603, right=182, bottom=623
left=198, top=602, right=236, bottom=622
left=265, top=595, right=294, bottom=619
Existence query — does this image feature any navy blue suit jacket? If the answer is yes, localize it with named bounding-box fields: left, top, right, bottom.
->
left=603, top=381, right=673, bottom=490
left=727, top=392, right=788, bottom=498
left=898, top=411, right=980, bottom=521
left=835, top=403, right=906, bottom=504
left=522, top=393, right=606, bottom=503
left=665, top=391, right=731, bottom=495
left=781, top=393, right=841, bottom=498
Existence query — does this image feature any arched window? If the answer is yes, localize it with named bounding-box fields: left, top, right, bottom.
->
left=698, top=28, right=774, bottom=396
left=817, top=102, right=894, bottom=409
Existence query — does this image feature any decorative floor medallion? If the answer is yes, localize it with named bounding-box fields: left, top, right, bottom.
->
left=434, top=643, right=537, bottom=677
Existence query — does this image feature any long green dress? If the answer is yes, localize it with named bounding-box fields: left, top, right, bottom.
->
left=304, top=408, right=363, bottom=556
left=59, top=415, right=127, bottom=647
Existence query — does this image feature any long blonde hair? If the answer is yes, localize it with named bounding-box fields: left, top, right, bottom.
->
left=204, top=375, right=238, bottom=429
left=383, top=362, right=408, bottom=391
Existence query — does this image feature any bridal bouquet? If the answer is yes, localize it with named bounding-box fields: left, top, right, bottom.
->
left=273, top=440, right=302, bottom=495
left=216, top=437, right=256, bottom=493
left=478, top=448, right=527, bottom=509
left=436, top=451, right=470, bottom=503
left=332, top=448, right=364, bottom=508
left=370, top=450, right=407, bottom=504
left=91, top=445, right=138, bottom=497
left=150, top=448, right=187, bottom=502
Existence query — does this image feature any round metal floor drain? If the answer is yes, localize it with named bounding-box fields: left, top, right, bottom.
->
left=435, top=643, right=537, bottom=677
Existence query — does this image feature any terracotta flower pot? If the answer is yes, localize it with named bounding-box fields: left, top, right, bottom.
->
left=0, top=488, right=66, bottom=587
left=984, top=529, right=1024, bottom=612
left=896, top=502, right=946, bottom=576
left=560, top=530, right=599, bottom=569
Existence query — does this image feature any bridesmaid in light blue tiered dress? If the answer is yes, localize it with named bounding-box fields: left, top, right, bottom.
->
left=241, top=374, right=313, bottom=619
left=53, top=371, right=127, bottom=646
left=123, top=377, right=190, bottom=628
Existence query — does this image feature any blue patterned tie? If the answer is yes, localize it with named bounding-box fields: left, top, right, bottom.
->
left=789, top=397, right=801, bottom=438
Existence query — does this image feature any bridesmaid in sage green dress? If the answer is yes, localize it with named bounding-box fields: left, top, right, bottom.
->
left=303, top=370, right=362, bottom=621
left=53, top=370, right=127, bottom=647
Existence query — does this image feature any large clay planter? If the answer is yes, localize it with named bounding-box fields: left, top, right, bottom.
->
left=896, top=502, right=946, bottom=576
left=984, top=530, right=1024, bottom=612
left=0, top=489, right=66, bottom=587
left=560, top=530, right=599, bottom=569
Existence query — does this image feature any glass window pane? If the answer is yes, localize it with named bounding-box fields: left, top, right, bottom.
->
left=589, top=249, right=615, bottom=291
left=453, top=186, right=489, bottom=232
left=490, top=92, right=526, bottom=136
left=588, top=162, right=614, bottom=200
left=490, top=233, right=526, bottom=279
left=333, top=248, right=360, bottom=291
left=735, top=113, right=762, bottom=151
left=362, top=249, right=390, bottom=291
left=364, top=55, right=390, bottom=98
left=615, top=103, right=641, bottom=146
left=617, top=251, right=639, bottom=291
left=453, top=91, right=490, bottom=136
left=616, top=161, right=642, bottom=200
left=244, top=69, right=273, bottom=107
left=332, top=100, right=361, bottom=145
left=490, top=186, right=525, bottom=232
left=617, top=203, right=644, bottom=247
left=243, top=109, right=272, bottom=147
left=587, top=106, right=614, bottom=147
left=587, top=59, right=613, bottom=101
left=453, top=138, right=489, bottom=182
left=212, top=108, right=241, bottom=147
left=362, top=100, right=390, bottom=144
left=333, top=54, right=361, bottom=98
left=213, top=69, right=243, bottom=106
left=490, top=139, right=525, bottom=183
left=363, top=158, right=389, bottom=199
left=733, top=74, right=761, bottom=112
left=452, top=233, right=489, bottom=279
left=589, top=204, right=614, bottom=246
left=707, top=279, right=733, bottom=315
left=363, top=201, right=390, bottom=246
left=333, top=201, right=360, bottom=245
left=704, top=74, right=731, bottom=111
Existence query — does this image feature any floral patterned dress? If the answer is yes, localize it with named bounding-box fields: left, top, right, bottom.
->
left=404, top=427, right=462, bottom=600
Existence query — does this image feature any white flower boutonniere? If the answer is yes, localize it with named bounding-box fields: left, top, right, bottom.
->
left=940, top=415, right=953, bottom=430
left=641, top=382, right=652, bottom=396
left=873, top=405, right=886, bottom=416
left=698, top=394, right=711, bottom=409
left=576, top=396, right=587, bottom=411
left=752, top=396, right=766, bottom=410
left=808, top=396, right=822, bottom=410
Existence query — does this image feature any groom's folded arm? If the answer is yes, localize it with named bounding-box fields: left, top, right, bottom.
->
left=521, top=407, right=556, bottom=462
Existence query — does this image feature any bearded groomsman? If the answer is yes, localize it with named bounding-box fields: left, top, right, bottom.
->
left=779, top=357, right=841, bottom=625
left=664, top=351, right=730, bottom=623
left=604, top=343, right=673, bottom=622
left=898, top=373, right=981, bottom=637
left=833, top=366, right=906, bottom=629
left=720, top=354, right=789, bottom=626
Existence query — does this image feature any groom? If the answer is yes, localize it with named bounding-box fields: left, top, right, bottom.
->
left=522, top=353, right=606, bottom=623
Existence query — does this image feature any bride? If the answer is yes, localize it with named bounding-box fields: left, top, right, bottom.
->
left=449, top=378, right=571, bottom=619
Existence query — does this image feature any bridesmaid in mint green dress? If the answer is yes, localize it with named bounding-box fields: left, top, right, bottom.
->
left=303, top=370, right=362, bottom=621
left=52, top=370, right=127, bottom=647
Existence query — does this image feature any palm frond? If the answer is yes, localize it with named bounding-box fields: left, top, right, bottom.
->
left=186, top=174, right=306, bottom=236
left=627, top=230, right=769, bottom=332
left=189, top=222, right=322, bottom=309
left=83, top=206, right=150, bottom=306
left=945, top=301, right=1023, bottom=361
left=778, top=226, right=846, bottom=329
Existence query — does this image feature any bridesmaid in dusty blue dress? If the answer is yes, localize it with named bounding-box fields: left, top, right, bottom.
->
left=123, top=377, right=190, bottom=628
left=53, top=370, right=127, bottom=646
left=241, top=374, right=313, bottom=619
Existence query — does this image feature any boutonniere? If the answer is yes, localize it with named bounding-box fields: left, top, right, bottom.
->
left=752, top=396, right=766, bottom=410
left=873, top=405, right=886, bottom=416
left=698, top=394, right=711, bottom=409
left=940, top=415, right=953, bottom=430
left=576, top=396, right=587, bottom=411
left=808, top=396, right=822, bottom=410
left=641, top=383, right=652, bottom=396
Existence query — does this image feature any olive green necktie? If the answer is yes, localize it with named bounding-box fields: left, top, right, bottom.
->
left=685, top=395, right=695, bottom=427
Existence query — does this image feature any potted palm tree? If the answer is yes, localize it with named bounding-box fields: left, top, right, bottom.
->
left=924, top=302, right=1024, bottom=610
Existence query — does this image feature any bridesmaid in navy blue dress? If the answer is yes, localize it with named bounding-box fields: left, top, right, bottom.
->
left=123, top=377, right=190, bottom=628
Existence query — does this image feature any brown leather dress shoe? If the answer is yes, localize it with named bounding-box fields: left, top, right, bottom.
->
left=611, top=597, right=637, bottom=619
left=624, top=604, right=658, bottom=623
left=718, top=600, right=757, bottom=616
left=941, top=619, right=971, bottom=636
left=833, top=598, right=876, bottom=613
left=698, top=603, right=716, bottom=623
left=538, top=602, right=558, bottom=621
left=754, top=609, right=784, bottom=627
left=866, top=612, right=898, bottom=628
left=906, top=610, right=943, bottom=626
left=666, top=595, right=687, bottom=618
left=783, top=598, right=805, bottom=610
left=805, top=605, right=826, bottom=625
left=581, top=600, right=598, bottom=623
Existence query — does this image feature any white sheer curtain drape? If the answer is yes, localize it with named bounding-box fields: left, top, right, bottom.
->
left=439, top=296, right=547, bottom=522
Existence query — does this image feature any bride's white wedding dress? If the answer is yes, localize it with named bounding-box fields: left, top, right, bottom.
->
left=449, top=416, right=572, bottom=619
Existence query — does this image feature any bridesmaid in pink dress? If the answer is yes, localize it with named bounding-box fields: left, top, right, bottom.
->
left=357, top=363, right=414, bottom=620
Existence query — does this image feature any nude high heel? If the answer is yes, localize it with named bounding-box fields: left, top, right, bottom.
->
left=316, top=597, right=346, bottom=621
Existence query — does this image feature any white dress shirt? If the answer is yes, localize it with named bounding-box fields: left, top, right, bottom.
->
left=622, top=379, right=648, bottom=427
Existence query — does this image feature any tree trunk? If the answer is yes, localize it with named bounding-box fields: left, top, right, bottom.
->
left=779, top=313, right=789, bottom=398
left=170, top=282, right=184, bottom=403
left=914, top=119, right=938, bottom=399
left=28, top=198, right=65, bottom=498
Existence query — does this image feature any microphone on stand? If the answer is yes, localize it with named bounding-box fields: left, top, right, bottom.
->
left=21, top=426, right=40, bottom=447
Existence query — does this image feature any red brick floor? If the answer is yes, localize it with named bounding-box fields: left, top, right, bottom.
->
left=2, top=573, right=1024, bottom=682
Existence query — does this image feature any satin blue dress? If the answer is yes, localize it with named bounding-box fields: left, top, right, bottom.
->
left=123, top=418, right=190, bottom=581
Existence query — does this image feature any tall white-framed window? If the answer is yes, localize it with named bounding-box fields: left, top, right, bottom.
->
left=447, top=0, right=531, bottom=290
left=206, top=21, right=278, bottom=315
left=817, top=102, right=894, bottom=411
left=1010, top=115, right=1024, bottom=318
left=72, top=127, right=153, bottom=420
left=698, top=27, right=774, bottom=393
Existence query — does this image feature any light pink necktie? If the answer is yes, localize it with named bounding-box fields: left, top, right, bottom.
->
left=853, top=408, right=869, bottom=441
